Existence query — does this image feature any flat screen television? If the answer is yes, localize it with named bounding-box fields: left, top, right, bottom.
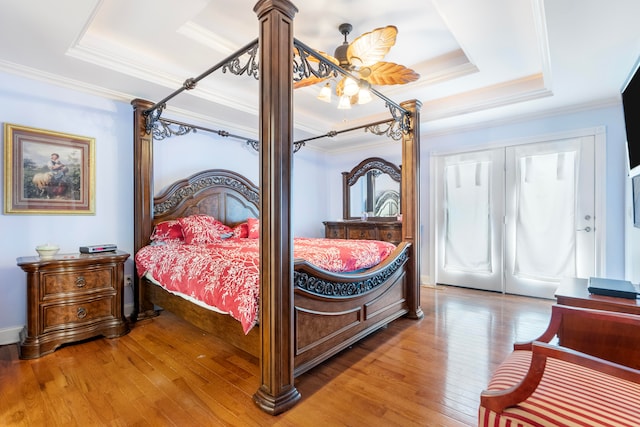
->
left=634, top=174, right=640, bottom=228
left=623, top=58, right=640, bottom=173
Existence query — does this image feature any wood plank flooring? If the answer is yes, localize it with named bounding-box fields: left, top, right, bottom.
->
left=0, top=285, right=553, bottom=426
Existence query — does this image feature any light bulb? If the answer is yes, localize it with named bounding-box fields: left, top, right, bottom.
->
left=317, top=83, right=332, bottom=103
left=357, top=87, right=372, bottom=104
left=343, top=78, right=359, bottom=97
left=337, top=95, right=351, bottom=109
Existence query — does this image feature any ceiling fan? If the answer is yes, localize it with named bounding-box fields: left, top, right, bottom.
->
left=295, top=23, right=420, bottom=107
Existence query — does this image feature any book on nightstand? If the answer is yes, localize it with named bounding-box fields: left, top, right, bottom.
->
left=587, top=277, right=640, bottom=299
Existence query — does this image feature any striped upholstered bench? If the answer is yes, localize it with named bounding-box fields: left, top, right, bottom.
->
left=479, top=305, right=640, bottom=427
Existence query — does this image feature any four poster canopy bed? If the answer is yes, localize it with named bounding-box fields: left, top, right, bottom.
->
left=132, top=0, right=422, bottom=415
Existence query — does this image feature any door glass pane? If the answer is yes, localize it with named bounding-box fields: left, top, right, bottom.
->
left=513, top=151, right=577, bottom=280
left=444, top=161, right=492, bottom=273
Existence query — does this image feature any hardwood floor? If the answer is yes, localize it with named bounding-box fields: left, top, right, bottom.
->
left=0, top=285, right=552, bottom=426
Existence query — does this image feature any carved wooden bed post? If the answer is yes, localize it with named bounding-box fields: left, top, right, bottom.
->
left=252, top=0, right=301, bottom=415
left=401, top=99, right=424, bottom=320
left=131, top=98, right=156, bottom=321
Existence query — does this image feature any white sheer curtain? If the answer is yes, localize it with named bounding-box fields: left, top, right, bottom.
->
left=513, top=151, right=577, bottom=280
left=444, top=161, right=492, bottom=273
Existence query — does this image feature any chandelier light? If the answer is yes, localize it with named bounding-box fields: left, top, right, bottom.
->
left=337, top=94, right=352, bottom=109
left=317, top=82, right=332, bottom=103
left=302, top=23, right=418, bottom=111
left=317, top=79, right=373, bottom=109
left=357, top=81, right=372, bottom=104
left=343, top=77, right=359, bottom=97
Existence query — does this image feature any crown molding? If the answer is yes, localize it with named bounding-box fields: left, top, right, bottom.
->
left=177, top=21, right=238, bottom=55
left=0, top=60, right=131, bottom=102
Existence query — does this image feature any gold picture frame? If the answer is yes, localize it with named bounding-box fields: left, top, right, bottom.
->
left=4, top=123, right=95, bottom=214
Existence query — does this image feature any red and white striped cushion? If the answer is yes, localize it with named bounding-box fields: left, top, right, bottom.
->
left=479, top=350, right=640, bottom=427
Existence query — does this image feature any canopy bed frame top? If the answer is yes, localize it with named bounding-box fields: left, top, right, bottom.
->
left=132, top=0, right=422, bottom=415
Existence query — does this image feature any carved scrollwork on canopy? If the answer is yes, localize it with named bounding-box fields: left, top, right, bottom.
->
left=151, top=120, right=196, bottom=141
left=365, top=120, right=403, bottom=141
left=222, top=43, right=260, bottom=79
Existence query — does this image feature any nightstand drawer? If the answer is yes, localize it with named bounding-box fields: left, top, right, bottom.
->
left=43, top=268, right=113, bottom=298
left=43, top=298, right=114, bottom=332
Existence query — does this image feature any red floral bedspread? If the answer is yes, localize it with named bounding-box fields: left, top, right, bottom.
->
left=135, top=238, right=395, bottom=334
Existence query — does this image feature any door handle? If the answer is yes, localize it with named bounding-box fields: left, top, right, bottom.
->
left=577, top=226, right=592, bottom=232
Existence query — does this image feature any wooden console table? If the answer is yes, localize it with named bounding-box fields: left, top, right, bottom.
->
left=555, top=277, right=640, bottom=315
left=554, top=277, right=640, bottom=368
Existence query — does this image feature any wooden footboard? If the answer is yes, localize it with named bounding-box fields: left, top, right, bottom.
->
left=139, top=242, right=410, bottom=377
left=292, top=242, right=411, bottom=376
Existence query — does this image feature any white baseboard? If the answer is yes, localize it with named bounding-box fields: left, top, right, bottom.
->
left=421, top=274, right=433, bottom=286
left=124, top=303, right=135, bottom=318
left=0, top=326, right=23, bottom=345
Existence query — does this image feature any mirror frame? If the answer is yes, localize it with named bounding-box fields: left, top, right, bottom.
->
left=342, top=157, right=401, bottom=220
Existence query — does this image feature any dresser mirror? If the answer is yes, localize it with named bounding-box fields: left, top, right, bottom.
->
left=343, top=157, right=401, bottom=220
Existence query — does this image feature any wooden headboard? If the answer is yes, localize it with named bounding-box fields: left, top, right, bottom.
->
left=152, top=169, right=259, bottom=227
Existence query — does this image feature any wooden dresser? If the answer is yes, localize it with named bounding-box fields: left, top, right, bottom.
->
left=16, top=250, right=130, bottom=359
left=323, top=220, right=402, bottom=245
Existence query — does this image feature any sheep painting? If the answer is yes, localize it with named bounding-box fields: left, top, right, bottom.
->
left=20, top=151, right=80, bottom=201
left=32, top=171, right=69, bottom=199
left=5, top=125, right=92, bottom=214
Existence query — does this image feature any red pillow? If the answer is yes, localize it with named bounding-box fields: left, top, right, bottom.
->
left=178, top=215, right=227, bottom=244
left=150, top=220, right=183, bottom=242
left=247, top=217, right=260, bottom=239
left=233, top=222, right=249, bottom=238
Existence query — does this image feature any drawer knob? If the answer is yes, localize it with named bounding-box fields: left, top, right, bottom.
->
left=75, top=276, right=86, bottom=288
left=77, top=307, right=87, bottom=319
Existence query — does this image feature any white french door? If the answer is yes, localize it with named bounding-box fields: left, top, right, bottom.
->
left=434, top=136, right=596, bottom=298
left=435, top=149, right=505, bottom=292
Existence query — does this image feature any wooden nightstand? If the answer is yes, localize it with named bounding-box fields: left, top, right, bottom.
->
left=16, top=250, right=130, bottom=359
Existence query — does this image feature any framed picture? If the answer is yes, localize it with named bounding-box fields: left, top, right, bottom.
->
left=4, top=123, right=95, bottom=214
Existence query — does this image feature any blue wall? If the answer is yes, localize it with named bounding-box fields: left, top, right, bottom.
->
left=0, top=72, right=135, bottom=343
left=0, top=70, right=631, bottom=344
left=0, top=71, right=329, bottom=343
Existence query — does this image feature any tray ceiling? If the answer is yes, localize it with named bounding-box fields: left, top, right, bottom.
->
left=0, top=0, right=638, bottom=150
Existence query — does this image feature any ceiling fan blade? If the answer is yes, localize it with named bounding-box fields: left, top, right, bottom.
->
left=296, top=48, right=339, bottom=65
left=293, top=49, right=339, bottom=89
left=366, top=62, right=420, bottom=86
left=347, top=25, right=397, bottom=68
